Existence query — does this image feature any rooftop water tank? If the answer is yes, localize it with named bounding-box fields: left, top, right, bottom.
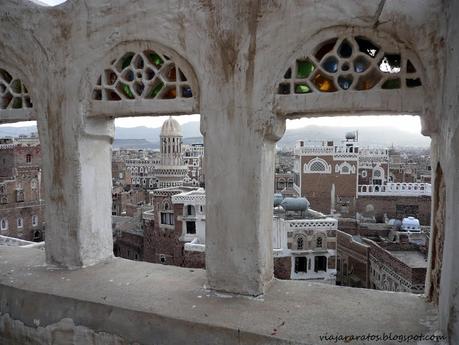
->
left=400, top=216, right=421, bottom=232
left=273, top=193, right=283, bottom=207
left=280, top=197, right=310, bottom=211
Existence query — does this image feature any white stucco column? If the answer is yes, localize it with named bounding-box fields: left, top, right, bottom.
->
left=41, top=75, right=114, bottom=268
left=202, top=101, right=285, bottom=296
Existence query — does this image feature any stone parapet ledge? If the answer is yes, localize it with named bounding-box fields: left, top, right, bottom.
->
left=0, top=246, right=442, bottom=345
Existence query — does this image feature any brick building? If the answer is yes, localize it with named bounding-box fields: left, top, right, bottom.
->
left=143, top=186, right=205, bottom=268
left=0, top=135, right=44, bottom=241
left=336, top=224, right=428, bottom=292
left=292, top=133, right=432, bottom=224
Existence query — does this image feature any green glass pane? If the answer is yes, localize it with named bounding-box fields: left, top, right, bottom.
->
left=294, top=83, right=311, bottom=94
left=12, top=97, right=22, bottom=109
left=10, top=80, right=21, bottom=93
left=296, top=59, right=315, bottom=78
left=149, top=52, right=164, bottom=68
left=148, top=81, right=164, bottom=98
left=119, top=83, right=134, bottom=99
left=121, top=53, right=135, bottom=69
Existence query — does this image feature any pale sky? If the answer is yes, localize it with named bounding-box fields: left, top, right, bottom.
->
left=1, top=115, right=423, bottom=134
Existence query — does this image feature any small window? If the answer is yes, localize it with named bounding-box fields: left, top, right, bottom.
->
left=316, top=237, right=323, bottom=248
left=16, top=190, right=24, bottom=203
left=17, top=217, right=23, bottom=229
left=31, top=179, right=37, bottom=190
left=297, top=237, right=304, bottom=250
left=32, top=215, right=38, bottom=227
left=26, top=154, right=32, bottom=163
left=187, top=205, right=195, bottom=216
left=186, top=221, right=196, bottom=234
left=1, top=218, right=8, bottom=231
left=361, top=170, right=367, bottom=178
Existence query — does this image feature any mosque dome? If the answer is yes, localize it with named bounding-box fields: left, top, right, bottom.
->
left=160, top=117, right=182, bottom=137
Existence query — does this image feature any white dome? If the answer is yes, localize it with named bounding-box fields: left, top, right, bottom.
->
left=160, top=117, right=182, bottom=137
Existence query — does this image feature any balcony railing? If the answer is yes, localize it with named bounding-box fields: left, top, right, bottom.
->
left=358, top=183, right=432, bottom=196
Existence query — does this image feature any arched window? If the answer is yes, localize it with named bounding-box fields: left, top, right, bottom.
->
left=1, top=218, right=8, bottom=231
left=187, top=205, right=195, bottom=216
left=277, top=36, right=422, bottom=95
left=17, top=217, right=23, bottom=229
left=304, top=158, right=331, bottom=174
left=0, top=68, right=33, bottom=109
left=316, top=237, right=323, bottom=248
left=341, top=165, right=350, bottom=174
left=92, top=50, right=193, bottom=101
left=310, top=161, right=326, bottom=172
left=297, top=237, right=304, bottom=250
left=32, top=215, right=38, bottom=227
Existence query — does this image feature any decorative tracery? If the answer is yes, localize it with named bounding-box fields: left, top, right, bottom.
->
left=92, top=50, right=193, bottom=101
left=0, top=69, right=32, bottom=109
left=278, top=36, right=422, bottom=94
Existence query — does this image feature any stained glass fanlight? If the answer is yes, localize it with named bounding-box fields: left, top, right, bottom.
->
left=92, top=50, right=193, bottom=101
left=0, top=69, right=32, bottom=109
left=278, top=36, right=422, bottom=94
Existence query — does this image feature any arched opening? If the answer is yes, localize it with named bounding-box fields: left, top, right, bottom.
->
left=272, top=31, right=432, bottom=293
left=0, top=64, right=44, bottom=243
left=91, top=44, right=206, bottom=269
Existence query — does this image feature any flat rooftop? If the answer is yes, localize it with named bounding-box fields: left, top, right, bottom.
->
left=390, top=250, right=428, bottom=269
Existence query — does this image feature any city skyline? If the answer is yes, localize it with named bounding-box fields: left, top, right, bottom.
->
left=1, top=114, right=424, bottom=134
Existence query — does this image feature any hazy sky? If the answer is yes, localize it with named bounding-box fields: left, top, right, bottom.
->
left=1, top=115, right=424, bottom=135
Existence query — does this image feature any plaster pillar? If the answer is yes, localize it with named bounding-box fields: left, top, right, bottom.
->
left=435, top=0, right=459, bottom=341
left=203, top=111, right=285, bottom=295
left=42, top=72, right=114, bottom=268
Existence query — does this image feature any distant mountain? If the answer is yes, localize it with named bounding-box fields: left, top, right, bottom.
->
left=0, top=121, right=429, bottom=148
left=113, top=139, right=157, bottom=150
left=278, top=125, right=431, bottom=148
left=0, top=126, right=37, bottom=138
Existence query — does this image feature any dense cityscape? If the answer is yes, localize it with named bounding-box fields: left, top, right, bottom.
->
left=1, top=117, right=432, bottom=293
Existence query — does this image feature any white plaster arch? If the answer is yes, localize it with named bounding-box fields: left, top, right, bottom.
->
left=335, top=161, right=354, bottom=174
left=304, top=157, right=331, bottom=174
left=0, top=60, right=36, bottom=125
left=272, top=26, right=431, bottom=130
left=84, top=40, right=200, bottom=119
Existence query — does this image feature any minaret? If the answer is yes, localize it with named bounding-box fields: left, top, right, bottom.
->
left=155, top=117, right=188, bottom=188
left=160, top=116, right=183, bottom=166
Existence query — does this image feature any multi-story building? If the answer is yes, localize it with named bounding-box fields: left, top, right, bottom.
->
left=0, top=135, right=44, bottom=241
left=336, top=221, right=428, bottom=293
left=182, top=143, right=205, bottom=187
left=293, top=132, right=431, bottom=223
left=272, top=195, right=337, bottom=283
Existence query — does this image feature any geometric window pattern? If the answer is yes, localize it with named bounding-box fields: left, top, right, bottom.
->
left=335, top=162, right=355, bottom=174
left=304, top=157, right=331, bottom=174
left=373, top=168, right=383, bottom=178
left=278, top=36, right=422, bottom=95
left=92, top=50, right=193, bottom=101
left=310, top=161, right=326, bottom=172
left=0, top=69, right=33, bottom=109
